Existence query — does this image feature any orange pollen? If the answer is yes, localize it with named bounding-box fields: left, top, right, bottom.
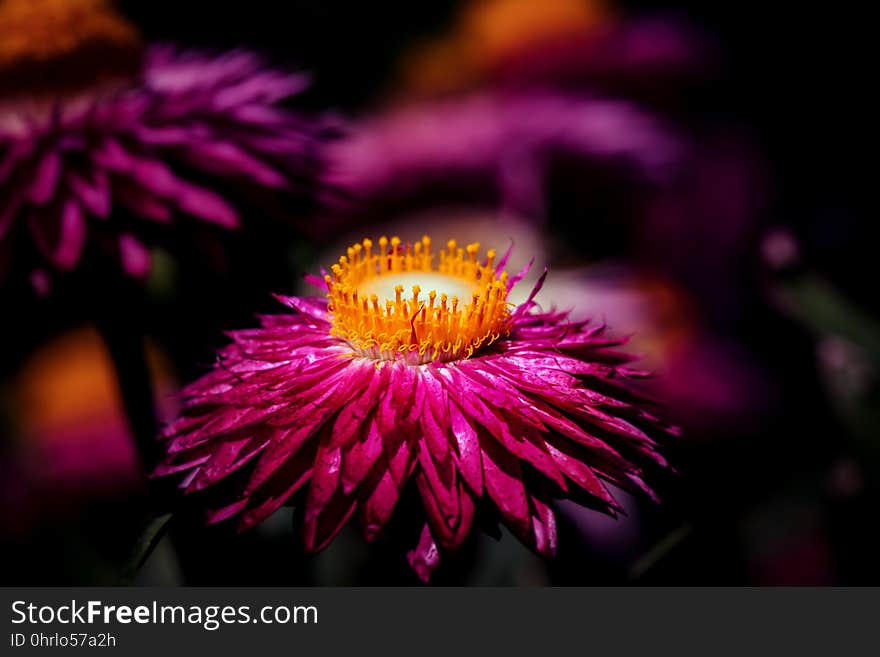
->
left=326, top=236, right=511, bottom=364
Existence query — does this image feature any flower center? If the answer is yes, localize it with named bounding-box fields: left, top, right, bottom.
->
left=326, top=236, right=511, bottom=364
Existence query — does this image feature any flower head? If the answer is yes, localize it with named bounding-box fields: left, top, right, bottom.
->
left=156, top=236, right=677, bottom=581
left=327, top=236, right=511, bottom=364
left=0, top=0, right=322, bottom=287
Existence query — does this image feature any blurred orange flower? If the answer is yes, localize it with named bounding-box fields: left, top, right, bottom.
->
left=400, top=0, right=610, bottom=97
left=12, top=327, right=175, bottom=496
left=0, top=0, right=141, bottom=96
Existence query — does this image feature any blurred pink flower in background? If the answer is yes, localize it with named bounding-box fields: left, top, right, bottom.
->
left=324, top=5, right=768, bottom=304
left=0, top=0, right=325, bottom=290
left=325, top=91, right=681, bottom=221
left=531, top=266, right=774, bottom=434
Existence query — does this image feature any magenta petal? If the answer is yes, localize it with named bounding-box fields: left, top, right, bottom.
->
left=447, top=400, right=483, bottom=495
left=187, top=436, right=266, bottom=492
left=176, top=183, right=240, bottom=228
left=454, top=367, right=567, bottom=489
left=0, top=192, right=22, bottom=239
left=246, top=423, right=322, bottom=494
left=134, top=125, right=194, bottom=146
left=387, top=433, right=418, bottom=491
left=1, top=141, right=33, bottom=184
left=416, top=472, right=454, bottom=546
left=407, top=523, right=441, bottom=583
left=246, top=365, right=371, bottom=490
left=206, top=499, right=249, bottom=525
left=29, top=269, right=51, bottom=296
left=182, top=141, right=286, bottom=187
left=330, top=364, right=386, bottom=451
left=416, top=469, right=474, bottom=552
left=455, top=484, right=476, bottom=548
left=360, top=474, right=399, bottom=542
left=213, top=72, right=309, bottom=108
left=118, top=234, right=151, bottom=278
left=303, top=272, right=329, bottom=291
left=377, top=365, right=414, bottom=440
left=92, top=138, right=136, bottom=172
left=512, top=393, right=632, bottom=471
left=417, top=440, right=458, bottom=525
left=304, top=438, right=343, bottom=524
left=273, top=294, right=330, bottom=321
left=29, top=199, right=86, bottom=271
left=237, top=440, right=318, bottom=531
left=511, top=267, right=549, bottom=318
left=494, top=239, right=514, bottom=275
left=301, top=488, right=357, bottom=553
left=28, top=150, right=62, bottom=204
left=506, top=256, right=534, bottom=292
left=125, top=153, right=189, bottom=197
left=360, top=453, right=410, bottom=541
left=478, top=429, right=530, bottom=536
left=117, top=183, right=172, bottom=223
left=544, top=438, right=618, bottom=509
left=418, top=371, right=451, bottom=462
left=529, top=487, right=558, bottom=558
left=67, top=170, right=110, bottom=218
left=152, top=452, right=211, bottom=477
left=340, top=414, right=385, bottom=494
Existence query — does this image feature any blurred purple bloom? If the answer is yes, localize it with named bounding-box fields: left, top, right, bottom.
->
left=326, top=91, right=681, bottom=220
left=325, top=16, right=767, bottom=304
left=533, top=266, right=775, bottom=434
left=0, top=46, right=322, bottom=285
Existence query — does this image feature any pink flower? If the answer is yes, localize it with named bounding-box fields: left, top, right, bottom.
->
left=1, top=34, right=322, bottom=286
left=324, top=91, right=680, bottom=220
left=156, top=236, right=677, bottom=581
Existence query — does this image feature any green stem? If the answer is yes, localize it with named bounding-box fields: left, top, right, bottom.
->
left=118, top=513, right=174, bottom=585
left=629, top=524, right=692, bottom=580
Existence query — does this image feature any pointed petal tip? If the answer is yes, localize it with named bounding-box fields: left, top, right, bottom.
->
left=362, top=522, right=381, bottom=543
left=407, top=524, right=441, bottom=583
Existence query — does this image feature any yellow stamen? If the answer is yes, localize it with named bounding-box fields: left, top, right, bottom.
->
left=327, top=236, right=511, bottom=364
